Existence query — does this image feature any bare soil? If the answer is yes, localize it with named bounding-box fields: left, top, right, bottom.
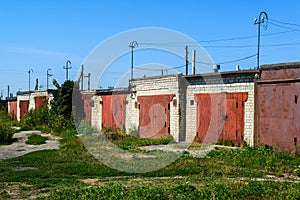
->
left=0, top=130, right=60, bottom=161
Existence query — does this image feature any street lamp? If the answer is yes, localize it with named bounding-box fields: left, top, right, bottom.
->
left=254, top=11, right=268, bottom=69
left=47, top=68, right=52, bottom=90
left=28, top=69, right=33, bottom=92
left=129, top=41, right=138, bottom=80
left=63, top=60, right=72, bottom=80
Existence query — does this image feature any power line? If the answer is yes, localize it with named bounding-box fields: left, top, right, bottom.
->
left=203, top=42, right=300, bottom=48
left=269, top=22, right=300, bottom=32
left=139, top=30, right=297, bottom=47
left=134, top=64, right=186, bottom=72
left=197, top=54, right=257, bottom=65
left=269, top=19, right=300, bottom=28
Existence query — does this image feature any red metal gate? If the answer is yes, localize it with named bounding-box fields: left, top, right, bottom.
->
left=34, top=96, right=47, bottom=110
left=101, top=94, right=126, bottom=130
left=9, top=101, right=17, bottom=120
left=257, top=83, right=300, bottom=152
left=194, top=92, right=248, bottom=144
left=19, top=100, right=29, bottom=121
left=138, top=94, right=174, bottom=138
left=82, top=94, right=93, bottom=124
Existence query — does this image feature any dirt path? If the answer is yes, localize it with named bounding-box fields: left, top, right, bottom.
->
left=0, top=130, right=60, bottom=160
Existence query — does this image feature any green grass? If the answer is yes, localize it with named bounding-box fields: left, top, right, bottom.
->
left=25, top=134, right=49, bottom=145
left=0, top=133, right=300, bottom=199
left=111, top=135, right=174, bottom=150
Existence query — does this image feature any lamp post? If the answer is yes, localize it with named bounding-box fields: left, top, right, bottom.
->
left=28, top=69, right=33, bottom=92
left=254, top=11, right=268, bottom=69
left=63, top=60, right=72, bottom=81
left=129, top=41, right=138, bottom=80
left=47, top=68, right=52, bottom=90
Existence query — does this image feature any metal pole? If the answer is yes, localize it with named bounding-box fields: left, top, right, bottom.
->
left=84, top=72, right=91, bottom=90
left=28, top=69, right=33, bottom=92
left=63, top=60, right=72, bottom=81
left=87, top=73, right=90, bottom=90
left=81, top=65, right=84, bottom=90
left=129, top=41, right=138, bottom=80
left=254, top=12, right=268, bottom=69
left=47, top=68, right=52, bottom=90
left=192, top=50, right=196, bottom=75
left=7, top=85, right=9, bottom=98
left=185, top=45, right=189, bottom=75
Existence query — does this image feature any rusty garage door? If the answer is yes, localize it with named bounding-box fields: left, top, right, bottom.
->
left=138, top=94, right=174, bottom=138
left=19, top=100, right=29, bottom=121
left=257, top=83, right=300, bottom=152
left=101, top=94, right=126, bottom=130
left=34, top=96, right=47, bottom=110
left=194, top=92, right=248, bottom=144
left=82, top=94, right=93, bottom=124
left=9, top=101, right=17, bottom=120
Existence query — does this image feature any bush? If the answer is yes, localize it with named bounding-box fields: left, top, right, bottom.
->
left=0, top=122, right=15, bottom=144
left=23, top=107, right=50, bottom=128
left=76, top=121, right=99, bottom=135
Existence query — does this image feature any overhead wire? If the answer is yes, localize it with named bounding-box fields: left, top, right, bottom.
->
left=269, top=22, right=300, bottom=33
left=269, top=19, right=300, bottom=28
left=197, top=54, right=257, bottom=65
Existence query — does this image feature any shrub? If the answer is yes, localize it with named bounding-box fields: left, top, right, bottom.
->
left=23, top=107, right=50, bottom=128
left=25, top=134, right=48, bottom=145
left=76, top=121, right=99, bottom=135
left=0, top=122, right=15, bottom=144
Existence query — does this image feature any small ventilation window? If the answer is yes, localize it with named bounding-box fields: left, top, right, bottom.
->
left=190, top=100, right=194, bottom=105
left=295, top=95, right=298, bottom=104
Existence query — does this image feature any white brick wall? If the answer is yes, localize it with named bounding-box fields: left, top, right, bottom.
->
left=185, top=82, right=255, bottom=146
left=127, top=74, right=184, bottom=141
left=16, top=91, right=53, bottom=121
left=91, top=95, right=102, bottom=131
left=89, top=71, right=257, bottom=145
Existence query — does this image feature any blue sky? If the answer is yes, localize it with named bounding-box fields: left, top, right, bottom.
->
left=1, top=0, right=300, bottom=95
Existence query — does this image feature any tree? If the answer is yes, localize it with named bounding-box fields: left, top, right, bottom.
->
left=51, top=79, right=85, bottom=124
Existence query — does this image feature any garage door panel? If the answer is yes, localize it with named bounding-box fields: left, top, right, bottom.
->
left=194, top=92, right=247, bottom=144
left=138, top=94, right=173, bottom=138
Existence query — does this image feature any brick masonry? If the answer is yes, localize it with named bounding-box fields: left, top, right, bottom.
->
left=185, top=71, right=257, bottom=145
left=127, top=74, right=185, bottom=142
left=11, top=71, right=258, bottom=146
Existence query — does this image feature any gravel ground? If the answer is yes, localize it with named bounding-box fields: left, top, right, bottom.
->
left=0, top=131, right=60, bottom=161
left=139, top=143, right=216, bottom=158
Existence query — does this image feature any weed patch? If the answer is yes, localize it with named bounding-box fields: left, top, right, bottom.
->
left=25, top=134, right=48, bottom=145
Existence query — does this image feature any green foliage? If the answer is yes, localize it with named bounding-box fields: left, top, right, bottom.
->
left=0, top=111, right=15, bottom=144
left=21, top=106, right=75, bottom=135
left=294, top=165, right=300, bottom=177
left=23, top=107, right=50, bottom=128
left=51, top=79, right=85, bottom=123
left=112, top=135, right=174, bottom=150
left=0, top=122, right=15, bottom=144
left=25, top=134, right=48, bottom=145
left=42, top=181, right=300, bottom=200
left=1, top=134, right=300, bottom=199
left=0, top=111, right=10, bottom=123
left=128, top=126, right=139, bottom=138
left=48, top=114, right=75, bottom=135
left=77, top=121, right=99, bottom=135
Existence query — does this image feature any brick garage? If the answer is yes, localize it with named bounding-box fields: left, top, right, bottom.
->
left=185, top=70, right=258, bottom=145
left=16, top=91, right=51, bottom=121
left=126, top=74, right=186, bottom=142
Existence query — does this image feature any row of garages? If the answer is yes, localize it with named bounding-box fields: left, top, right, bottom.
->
left=8, top=62, right=300, bottom=152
